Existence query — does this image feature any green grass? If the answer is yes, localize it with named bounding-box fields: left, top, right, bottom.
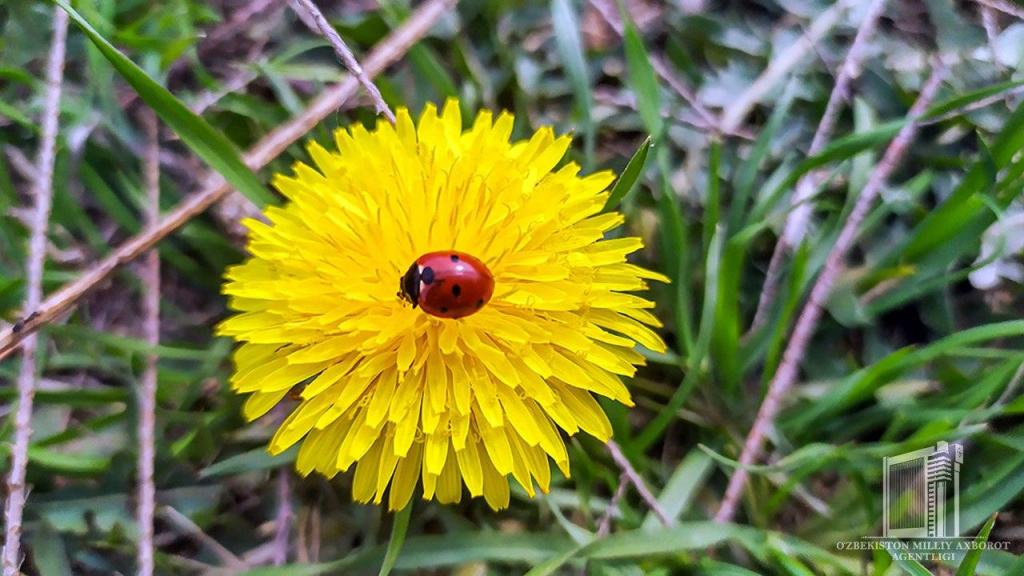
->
left=2, top=0, right=1024, bottom=574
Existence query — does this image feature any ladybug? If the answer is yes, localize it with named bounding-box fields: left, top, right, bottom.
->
left=398, top=251, right=495, bottom=319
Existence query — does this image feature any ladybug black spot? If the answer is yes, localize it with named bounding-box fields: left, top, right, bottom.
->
left=476, top=299, right=484, bottom=308
left=452, top=284, right=461, bottom=297
left=421, top=266, right=435, bottom=285
left=450, top=254, right=459, bottom=262
left=440, top=307, right=448, bottom=313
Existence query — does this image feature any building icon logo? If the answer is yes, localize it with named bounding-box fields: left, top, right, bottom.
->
left=882, top=441, right=963, bottom=538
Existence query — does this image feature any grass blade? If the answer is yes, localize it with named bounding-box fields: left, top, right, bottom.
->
left=654, top=148, right=694, bottom=354
left=957, top=513, right=998, bottom=576
left=640, top=449, right=714, bottom=531
left=729, top=82, right=796, bottom=232
left=603, top=136, right=652, bottom=212
left=635, top=225, right=724, bottom=451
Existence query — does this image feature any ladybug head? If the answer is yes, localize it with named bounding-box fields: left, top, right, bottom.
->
left=398, top=262, right=420, bottom=308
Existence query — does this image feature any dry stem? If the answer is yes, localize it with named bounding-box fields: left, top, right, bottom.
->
left=159, top=507, right=245, bottom=569
left=596, top=473, right=630, bottom=537
left=605, top=440, right=674, bottom=527
left=2, top=9, right=69, bottom=575
left=136, top=110, right=161, bottom=576
left=290, top=0, right=396, bottom=124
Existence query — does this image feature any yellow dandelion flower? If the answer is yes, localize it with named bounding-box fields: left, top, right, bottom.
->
left=218, top=99, right=668, bottom=511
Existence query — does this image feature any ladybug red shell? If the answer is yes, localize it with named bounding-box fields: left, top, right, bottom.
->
left=399, top=251, right=495, bottom=319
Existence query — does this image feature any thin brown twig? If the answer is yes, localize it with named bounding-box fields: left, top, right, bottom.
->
left=290, top=0, right=396, bottom=124
left=1, top=10, right=69, bottom=575
left=596, top=473, right=630, bottom=537
left=973, top=0, right=1024, bottom=20
left=271, top=470, right=292, bottom=566
left=592, top=88, right=754, bottom=141
left=713, top=64, right=946, bottom=525
left=605, top=440, right=674, bottom=527
left=136, top=110, right=161, bottom=576
left=747, top=244, right=789, bottom=342
left=3, top=146, right=38, bottom=183
left=579, top=471, right=630, bottom=576
left=0, top=0, right=459, bottom=362
left=749, top=0, right=889, bottom=335
left=651, top=57, right=720, bottom=133
left=653, top=58, right=759, bottom=139
left=159, top=506, right=245, bottom=569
